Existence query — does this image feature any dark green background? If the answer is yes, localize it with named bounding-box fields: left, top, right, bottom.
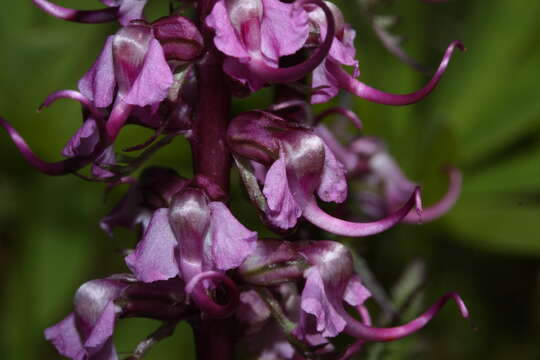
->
left=1, top=1, right=539, bottom=359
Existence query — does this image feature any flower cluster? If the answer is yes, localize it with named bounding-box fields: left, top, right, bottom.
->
left=1, top=0, right=469, bottom=359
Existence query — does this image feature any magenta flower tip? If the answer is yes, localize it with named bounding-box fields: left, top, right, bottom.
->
left=334, top=40, right=465, bottom=106
left=32, top=0, right=119, bottom=24
left=342, top=291, right=471, bottom=342
left=403, top=167, right=462, bottom=223
left=0, top=117, right=97, bottom=175
left=315, top=107, right=363, bottom=131
left=38, top=89, right=101, bottom=119
left=302, top=187, right=421, bottom=237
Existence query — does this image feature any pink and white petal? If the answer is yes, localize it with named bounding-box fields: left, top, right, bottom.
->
left=206, top=0, right=250, bottom=58
left=78, top=36, right=116, bottom=108
left=62, top=118, right=100, bottom=158
left=262, top=155, right=302, bottom=229
left=343, top=275, right=371, bottom=307
left=83, top=302, right=119, bottom=354
left=44, top=313, right=85, bottom=360
left=125, top=208, right=179, bottom=282
left=260, top=0, right=309, bottom=63
left=208, top=202, right=257, bottom=270
left=123, top=39, right=173, bottom=107
left=301, top=267, right=346, bottom=338
left=317, top=143, right=348, bottom=203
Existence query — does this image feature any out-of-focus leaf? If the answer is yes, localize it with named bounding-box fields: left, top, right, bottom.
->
left=445, top=193, right=540, bottom=255
left=465, top=143, right=540, bottom=193
left=431, top=1, right=540, bottom=138
left=391, top=259, right=426, bottom=309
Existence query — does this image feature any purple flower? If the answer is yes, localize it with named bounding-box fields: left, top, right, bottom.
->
left=317, top=128, right=462, bottom=223
left=228, top=111, right=421, bottom=236
left=45, top=275, right=187, bottom=360
left=306, top=1, right=359, bottom=103
left=0, top=15, right=205, bottom=178
left=0, top=90, right=108, bottom=175
left=32, top=0, right=148, bottom=25
left=351, top=136, right=462, bottom=222
left=11, top=0, right=473, bottom=357
left=44, top=276, right=132, bottom=360
left=296, top=2, right=465, bottom=105
left=100, top=167, right=189, bottom=235
left=295, top=241, right=371, bottom=340
left=80, top=23, right=173, bottom=141
left=207, top=0, right=336, bottom=90
left=125, top=186, right=257, bottom=286
left=295, top=241, right=469, bottom=344
left=320, top=40, right=465, bottom=105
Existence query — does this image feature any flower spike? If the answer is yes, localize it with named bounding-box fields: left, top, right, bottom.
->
left=186, top=271, right=240, bottom=319
left=403, top=166, right=462, bottom=223
left=32, top=0, right=119, bottom=24
left=333, top=41, right=465, bottom=105
left=341, top=292, right=469, bottom=342
left=301, top=187, right=422, bottom=237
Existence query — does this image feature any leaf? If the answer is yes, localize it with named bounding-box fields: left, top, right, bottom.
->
left=445, top=193, right=540, bottom=255
left=465, top=143, right=540, bottom=193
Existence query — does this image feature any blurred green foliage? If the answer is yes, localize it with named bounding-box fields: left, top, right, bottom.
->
left=1, top=1, right=539, bottom=359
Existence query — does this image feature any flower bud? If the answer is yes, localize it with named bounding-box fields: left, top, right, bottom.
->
left=152, top=15, right=204, bottom=62
left=139, top=166, right=189, bottom=208
left=227, top=111, right=289, bottom=165
left=238, top=239, right=307, bottom=285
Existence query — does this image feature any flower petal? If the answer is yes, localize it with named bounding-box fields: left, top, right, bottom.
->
left=79, top=36, right=116, bottom=108
left=301, top=267, right=346, bottom=337
left=208, top=202, right=257, bottom=270
left=168, top=189, right=211, bottom=282
left=206, top=0, right=250, bottom=59
left=123, top=39, right=173, bottom=107
left=260, top=0, right=309, bottom=62
left=311, top=60, right=340, bottom=104
left=262, top=154, right=302, bottom=229
left=62, top=119, right=100, bottom=158
left=317, top=143, right=348, bottom=203
left=343, top=275, right=371, bottom=307
left=0, top=117, right=97, bottom=175
left=44, top=313, right=85, bottom=360
left=125, top=208, right=179, bottom=282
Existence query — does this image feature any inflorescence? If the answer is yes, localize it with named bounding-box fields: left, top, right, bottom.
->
left=2, top=1, right=468, bottom=359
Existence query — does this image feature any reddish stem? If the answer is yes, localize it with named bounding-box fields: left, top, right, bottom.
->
left=192, top=50, right=231, bottom=197
left=190, top=1, right=235, bottom=359
left=192, top=319, right=236, bottom=360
